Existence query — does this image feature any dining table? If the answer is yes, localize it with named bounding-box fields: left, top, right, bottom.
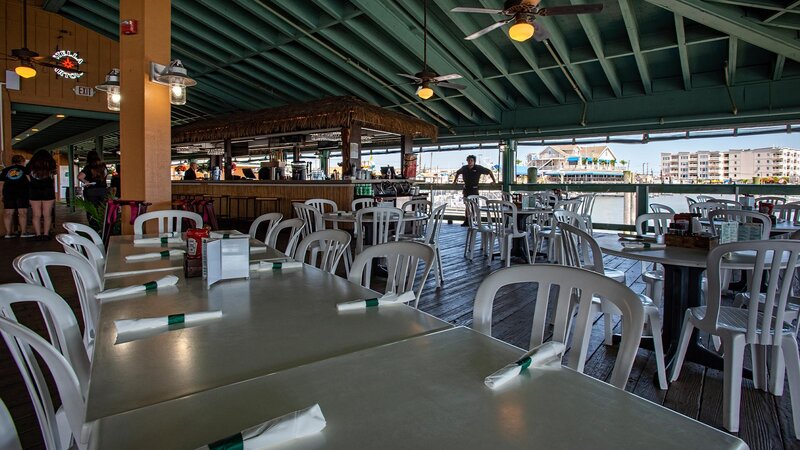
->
left=88, top=327, right=747, bottom=450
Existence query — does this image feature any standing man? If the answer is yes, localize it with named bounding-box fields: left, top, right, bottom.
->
left=183, top=162, right=198, bottom=180
left=2, top=155, right=34, bottom=238
left=454, top=155, right=496, bottom=226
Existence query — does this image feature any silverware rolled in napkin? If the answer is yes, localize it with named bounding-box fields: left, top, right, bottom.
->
left=200, top=404, right=326, bottom=450
left=133, top=236, right=184, bottom=245
left=125, top=249, right=186, bottom=262
left=115, top=310, right=223, bottom=336
left=336, top=291, right=416, bottom=312
left=96, top=275, right=179, bottom=300
left=250, top=260, right=303, bottom=271
left=484, top=341, right=565, bottom=389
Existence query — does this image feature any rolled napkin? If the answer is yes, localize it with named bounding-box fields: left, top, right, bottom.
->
left=337, top=291, right=416, bottom=312
left=484, top=341, right=566, bottom=389
left=96, top=275, right=179, bottom=300
left=210, top=230, right=246, bottom=239
left=250, top=261, right=304, bottom=271
left=115, top=310, right=223, bottom=336
left=125, top=249, right=186, bottom=262
left=133, top=236, right=184, bottom=245
left=621, top=242, right=666, bottom=250
left=200, top=404, right=326, bottom=450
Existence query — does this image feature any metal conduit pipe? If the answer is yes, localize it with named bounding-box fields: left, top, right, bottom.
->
left=543, top=40, right=588, bottom=127
left=252, top=0, right=454, bottom=132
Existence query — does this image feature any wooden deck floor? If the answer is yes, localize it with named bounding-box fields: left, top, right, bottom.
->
left=0, top=207, right=798, bottom=449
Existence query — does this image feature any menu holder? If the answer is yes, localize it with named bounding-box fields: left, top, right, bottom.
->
left=203, top=237, right=250, bottom=287
left=665, top=233, right=718, bottom=250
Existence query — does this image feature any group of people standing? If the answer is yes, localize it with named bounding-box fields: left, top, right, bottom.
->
left=1, top=150, right=108, bottom=240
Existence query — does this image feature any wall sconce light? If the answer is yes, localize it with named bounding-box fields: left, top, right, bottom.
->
left=150, top=59, right=196, bottom=105
left=95, top=69, right=121, bottom=111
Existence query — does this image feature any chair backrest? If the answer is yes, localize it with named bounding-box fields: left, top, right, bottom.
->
left=355, top=207, right=402, bottom=253
left=708, top=209, right=772, bottom=240
left=696, top=194, right=717, bottom=203
left=535, top=191, right=559, bottom=208
left=486, top=200, right=520, bottom=235
left=351, top=198, right=375, bottom=212
left=576, top=194, right=596, bottom=216
left=13, top=252, right=102, bottom=354
left=304, top=198, right=338, bottom=215
left=649, top=203, right=675, bottom=214
left=775, top=202, right=800, bottom=225
left=55, top=233, right=105, bottom=282
left=472, top=265, right=645, bottom=389
left=0, top=397, right=22, bottom=450
left=464, top=197, right=482, bottom=229
left=294, top=229, right=351, bottom=274
left=293, top=203, right=323, bottom=236
left=501, top=192, right=513, bottom=202
left=686, top=196, right=697, bottom=209
left=703, top=241, right=800, bottom=346
left=348, top=241, right=434, bottom=308
left=755, top=196, right=786, bottom=206
left=635, top=213, right=673, bottom=236
left=422, top=204, right=447, bottom=245
left=708, top=198, right=742, bottom=210
left=0, top=284, right=90, bottom=450
left=552, top=209, right=588, bottom=231
left=466, top=194, right=489, bottom=207
left=248, top=212, right=282, bottom=241
left=557, top=222, right=604, bottom=274
left=690, top=201, right=726, bottom=219
left=62, top=223, right=105, bottom=255
left=554, top=198, right=582, bottom=213
left=402, top=199, right=433, bottom=238
left=133, top=210, right=202, bottom=235
left=265, top=218, right=305, bottom=257
left=0, top=316, right=87, bottom=450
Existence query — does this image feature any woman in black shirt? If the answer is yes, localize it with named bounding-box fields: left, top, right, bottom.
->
left=78, top=151, right=109, bottom=231
left=1, top=154, right=33, bottom=238
left=26, top=150, right=57, bottom=239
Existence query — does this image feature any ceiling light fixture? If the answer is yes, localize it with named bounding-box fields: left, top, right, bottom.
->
left=15, top=61, right=37, bottom=79
left=96, top=69, right=121, bottom=111
left=417, top=83, right=434, bottom=100
left=508, top=17, right=534, bottom=42
left=150, top=59, right=196, bottom=105
left=55, top=114, right=66, bottom=118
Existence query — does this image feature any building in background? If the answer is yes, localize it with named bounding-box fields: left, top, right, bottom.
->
left=526, top=145, right=624, bottom=182
left=660, top=147, right=800, bottom=183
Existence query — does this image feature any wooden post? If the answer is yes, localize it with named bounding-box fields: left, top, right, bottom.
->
left=224, top=138, right=232, bottom=180
left=341, top=123, right=362, bottom=177
left=119, top=0, right=172, bottom=232
left=400, top=134, right=412, bottom=178
left=95, top=135, right=104, bottom=155
left=67, top=145, right=76, bottom=212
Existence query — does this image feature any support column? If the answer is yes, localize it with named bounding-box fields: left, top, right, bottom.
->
left=67, top=145, right=76, bottom=212
left=341, top=123, right=361, bottom=177
left=320, top=150, right=330, bottom=177
left=119, top=0, right=172, bottom=232
left=224, top=138, right=232, bottom=180
left=1, top=86, right=11, bottom=166
left=95, top=135, right=104, bottom=155
left=400, top=134, right=413, bottom=179
left=502, top=139, right=517, bottom=193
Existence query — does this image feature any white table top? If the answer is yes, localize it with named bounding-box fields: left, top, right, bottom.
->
left=88, top=327, right=746, bottom=450
left=88, top=243, right=450, bottom=421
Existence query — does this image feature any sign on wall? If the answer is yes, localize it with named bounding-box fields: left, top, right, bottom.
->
left=73, top=86, right=95, bottom=97
left=52, top=50, right=85, bottom=79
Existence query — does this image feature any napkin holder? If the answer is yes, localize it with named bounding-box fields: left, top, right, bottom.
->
left=184, top=256, right=203, bottom=278
left=665, top=233, right=718, bottom=250
left=203, top=237, right=250, bottom=286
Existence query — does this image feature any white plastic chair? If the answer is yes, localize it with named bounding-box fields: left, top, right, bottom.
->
left=294, top=229, right=351, bottom=275
left=755, top=196, right=787, bottom=207
left=776, top=202, right=800, bottom=225
left=708, top=209, right=772, bottom=240
left=635, top=213, right=673, bottom=307
left=265, top=218, right=305, bottom=257
left=293, top=203, right=323, bottom=238
left=690, top=201, right=726, bottom=219
left=354, top=206, right=402, bottom=255
left=0, top=284, right=91, bottom=450
left=13, top=252, right=102, bottom=358
left=55, top=234, right=105, bottom=283
left=401, top=204, right=446, bottom=287
left=485, top=200, right=532, bottom=267
left=348, top=241, right=434, bottom=308
left=696, top=194, right=718, bottom=203
left=686, top=196, right=697, bottom=209
left=401, top=199, right=432, bottom=239
left=305, top=199, right=338, bottom=230
left=248, top=212, right=282, bottom=241
left=0, top=397, right=22, bottom=450
left=133, top=210, right=202, bottom=235
left=62, top=223, right=105, bottom=255
left=709, top=198, right=743, bottom=210
left=670, top=241, right=800, bottom=435
left=463, top=197, right=492, bottom=261
left=351, top=198, right=375, bottom=212
left=472, top=264, right=645, bottom=389
left=649, top=203, right=675, bottom=214
left=575, top=193, right=597, bottom=230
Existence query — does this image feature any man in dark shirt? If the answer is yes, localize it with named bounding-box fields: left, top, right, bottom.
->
left=183, top=162, right=198, bottom=180
left=1, top=155, right=33, bottom=238
left=454, top=155, right=496, bottom=226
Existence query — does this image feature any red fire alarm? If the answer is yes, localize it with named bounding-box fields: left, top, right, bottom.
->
left=120, top=20, right=138, bottom=35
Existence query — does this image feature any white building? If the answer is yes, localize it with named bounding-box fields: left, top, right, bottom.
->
left=660, top=147, right=800, bottom=182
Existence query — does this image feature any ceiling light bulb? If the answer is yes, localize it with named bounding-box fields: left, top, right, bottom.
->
left=417, top=86, right=434, bottom=100
left=56, top=114, right=66, bottom=118
left=15, top=64, right=37, bottom=79
left=169, top=83, right=187, bottom=105
left=509, top=21, right=534, bottom=42
left=31, top=128, right=39, bottom=132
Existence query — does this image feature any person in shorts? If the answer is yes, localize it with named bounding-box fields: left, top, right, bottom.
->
left=27, top=150, right=57, bottom=240
left=454, top=155, right=496, bottom=226
left=1, top=155, right=33, bottom=238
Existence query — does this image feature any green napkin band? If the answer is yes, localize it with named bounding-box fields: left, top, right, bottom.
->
left=272, top=262, right=283, bottom=270
left=144, top=281, right=158, bottom=291
left=365, top=298, right=379, bottom=307
left=160, top=237, right=168, bottom=244
left=516, top=356, right=532, bottom=370
left=208, top=432, right=243, bottom=450
left=167, top=314, right=185, bottom=325
left=223, top=234, right=230, bottom=239
left=159, top=250, right=170, bottom=258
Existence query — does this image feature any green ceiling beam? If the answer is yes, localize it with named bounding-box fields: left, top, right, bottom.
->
left=12, top=115, right=67, bottom=145
left=11, top=104, right=119, bottom=121
left=762, top=15, right=800, bottom=31
left=41, top=122, right=120, bottom=151
left=646, top=0, right=800, bottom=62
left=60, top=5, right=117, bottom=38
left=348, top=0, right=503, bottom=122
left=435, top=0, right=540, bottom=107
left=535, top=17, right=593, bottom=100
left=774, top=54, right=786, bottom=80
left=728, top=36, right=738, bottom=85
left=763, top=0, right=800, bottom=23
left=618, top=0, right=652, bottom=95
left=705, top=0, right=800, bottom=13
left=674, top=14, right=692, bottom=90
left=569, top=0, right=622, bottom=97
left=42, top=0, right=66, bottom=12
left=440, top=78, right=800, bottom=143
left=191, top=81, right=264, bottom=111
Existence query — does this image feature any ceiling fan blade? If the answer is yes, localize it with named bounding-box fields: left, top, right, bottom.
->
left=438, top=82, right=466, bottom=90
left=451, top=7, right=504, bottom=14
left=536, top=4, right=603, bottom=16
left=533, top=22, right=551, bottom=42
left=432, top=73, right=462, bottom=82
left=465, top=19, right=511, bottom=40
left=397, top=73, right=422, bottom=82
left=37, top=61, right=84, bottom=73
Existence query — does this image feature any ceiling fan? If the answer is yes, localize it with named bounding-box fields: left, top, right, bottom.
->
left=3, top=0, right=83, bottom=78
left=452, top=0, right=603, bottom=42
left=397, top=0, right=466, bottom=100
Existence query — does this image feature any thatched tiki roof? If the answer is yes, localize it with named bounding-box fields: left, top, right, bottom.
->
left=171, top=96, right=438, bottom=144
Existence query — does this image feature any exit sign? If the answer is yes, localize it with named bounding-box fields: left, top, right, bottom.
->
left=73, top=86, right=95, bottom=97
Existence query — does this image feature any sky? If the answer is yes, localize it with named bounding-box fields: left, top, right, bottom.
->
left=359, top=131, right=800, bottom=174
